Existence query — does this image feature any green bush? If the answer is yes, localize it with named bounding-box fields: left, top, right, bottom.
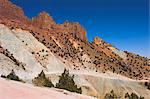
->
left=104, top=90, right=119, bottom=99
left=144, top=82, right=150, bottom=90
left=56, top=69, right=82, bottom=94
left=7, top=70, right=20, bottom=81
left=104, top=90, right=144, bottom=99
left=32, top=70, right=54, bottom=87
left=125, top=92, right=144, bottom=99
left=1, top=75, right=6, bottom=78
left=1, top=70, right=21, bottom=81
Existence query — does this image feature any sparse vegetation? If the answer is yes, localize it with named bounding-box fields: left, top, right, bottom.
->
left=31, top=52, right=35, bottom=54
left=1, top=70, right=21, bottom=81
left=56, top=69, right=82, bottom=94
left=1, top=75, right=6, bottom=78
left=104, top=90, right=144, bottom=99
left=144, top=82, right=150, bottom=90
left=125, top=92, right=144, bottom=99
left=104, top=90, right=120, bottom=99
left=32, top=70, right=54, bottom=87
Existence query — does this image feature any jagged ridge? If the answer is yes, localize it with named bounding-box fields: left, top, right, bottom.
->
left=0, top=0, right=150, bottom=99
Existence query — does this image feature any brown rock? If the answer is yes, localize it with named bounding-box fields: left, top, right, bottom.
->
left=31, top=11, right=56, bottom=30
left=93, top=36, right=103, bottom=45
left=93, top=36, right=112, bottom=47
left=0, top=0, right=30, bottom=25
left=0, top=0, right=88, bottom=42
left=62, top=21, right=88, bottom=41
left=0, top=0, right=150, bottom=84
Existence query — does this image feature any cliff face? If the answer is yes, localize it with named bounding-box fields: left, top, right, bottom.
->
left=0, top=24, right=150, bottom=99
left=0, top=0, right=150, bottom=99
left=0, top=0, right=30, bottom=26
left=61, top=22, right=87, bottom=41
left=0, top=0, right=87, bottom=42
left=31, top=12, right=56, bottom=30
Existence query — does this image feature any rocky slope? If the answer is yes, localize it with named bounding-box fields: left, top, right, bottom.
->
left=0, top=0, right=150, bottom=99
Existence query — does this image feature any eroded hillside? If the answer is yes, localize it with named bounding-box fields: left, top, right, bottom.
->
left=0, top=0, right=150, bottom=99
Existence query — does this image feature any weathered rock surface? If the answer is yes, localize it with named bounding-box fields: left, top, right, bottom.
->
left=0, top=0, right=30, bottom=26
left=0, top=0, right=150, bottom=99
left=32, top=11, right=56, bottom=30
left=0, top=24, right=149, bottom=99
left=0, top=0, right=87, bottom=42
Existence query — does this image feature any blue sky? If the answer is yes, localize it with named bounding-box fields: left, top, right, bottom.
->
left=10, top=0, right=149, bottom=57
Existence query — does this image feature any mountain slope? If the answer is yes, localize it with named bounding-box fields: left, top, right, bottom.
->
left=0, top=23, right=149, bottom=98
left=0, top=0, right=150, bottom=99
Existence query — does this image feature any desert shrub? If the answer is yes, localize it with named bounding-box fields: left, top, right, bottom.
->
left=125, top=92, right=144, bottom=99
left=1, top=75, right=6, bottom=78
left=104, top=90, right=119, bottom=99
left=6, top=70, right=21, bottom=81
left=56, top=69, right=82, bottom=94
left=32, top=70, right=54, bottom=87
left=144, top=82, right=150, bottom=90
left=1, top=70, right=21, bottom=81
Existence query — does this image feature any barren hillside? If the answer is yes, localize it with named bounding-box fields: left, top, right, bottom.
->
left=0, top=0, right=150, bottom=99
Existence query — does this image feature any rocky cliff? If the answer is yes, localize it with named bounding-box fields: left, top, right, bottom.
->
left=0, top=0, right=150, bottom=99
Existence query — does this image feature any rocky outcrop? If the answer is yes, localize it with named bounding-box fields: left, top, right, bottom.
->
left=93, top=36, right=112, bottom=47
left=0, top=0, right=87, bottom=42
left=0, top=0, right=149, bottom=80
left=61, top=21, right=88, bottom=41
left=31, top=13, right=88, bottom=41
left=0, top=0, right=30, bottom=26
left=93, top=36, right=150, bottom=80
left=32, top=12, right=56, bottom=30
left=93, top=36, right=103, bottom=45
left=0, top=0, right=150, bottom=99
left=93, top=36, right=120, bottom=60
left=1, top=24, right=150, bottom=98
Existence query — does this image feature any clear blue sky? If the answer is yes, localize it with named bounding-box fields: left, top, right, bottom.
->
left=10, top=0, right=149, bottom=57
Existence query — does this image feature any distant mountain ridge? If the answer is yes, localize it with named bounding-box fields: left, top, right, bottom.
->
left=0, top=0, right=150, bottom=98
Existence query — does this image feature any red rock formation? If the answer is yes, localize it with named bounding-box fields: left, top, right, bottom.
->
left=61, top=21, right=87, bottom=41
left=0, top=0, right=88, bottom=42
left=0, top=0, right=150, bottom=81
left=93, top=36, right=122, bottom=63
left=31, top=11, right=56, bottom=30
left=93, top=36, right=112, bottom=47
left=0, top=0, right=30, bottom=26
